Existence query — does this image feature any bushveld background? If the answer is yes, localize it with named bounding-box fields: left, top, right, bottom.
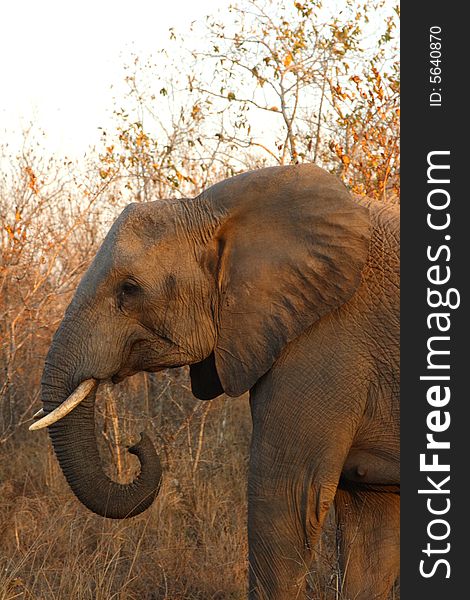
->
left=0, top=1, right=399, bottom=598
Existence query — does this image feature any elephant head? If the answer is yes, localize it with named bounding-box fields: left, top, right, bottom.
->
left=33, top=164, right=370, bottom=519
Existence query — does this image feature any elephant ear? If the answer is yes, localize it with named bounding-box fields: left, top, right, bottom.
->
left=189, top=353, right=224, bottom=400
left=196, top=164, right=371, bottom=398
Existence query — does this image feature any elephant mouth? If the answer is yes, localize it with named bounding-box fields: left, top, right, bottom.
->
left=111, top=365, right=165, bottom=385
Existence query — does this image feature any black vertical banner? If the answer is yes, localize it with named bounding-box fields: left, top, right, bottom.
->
left=401, top=5, right=467, bottom=599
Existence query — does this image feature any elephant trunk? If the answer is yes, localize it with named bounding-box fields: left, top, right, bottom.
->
left=41, top=343, right=162, bottom=519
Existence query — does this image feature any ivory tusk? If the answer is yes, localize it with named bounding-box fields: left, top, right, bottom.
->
left=33, top=408, right=45, bottom=419
left=29, top=379, right=97, bottom=431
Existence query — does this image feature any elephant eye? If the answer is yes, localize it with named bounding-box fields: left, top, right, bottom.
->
left=117, top=280, right=141, bottom=310
left=120, top=281, right=140, bottom=296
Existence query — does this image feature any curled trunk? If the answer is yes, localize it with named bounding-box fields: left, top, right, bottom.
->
left=42, top=373, right=162, bottom=519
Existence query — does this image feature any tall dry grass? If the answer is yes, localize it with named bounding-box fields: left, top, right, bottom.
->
left=0, top=371, right=252, bottom=600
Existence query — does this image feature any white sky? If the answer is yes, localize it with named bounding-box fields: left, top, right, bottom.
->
left=0, top=0, right=230, bottom=158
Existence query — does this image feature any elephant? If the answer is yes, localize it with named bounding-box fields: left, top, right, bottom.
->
left=32, top=164, right=400, bottom=599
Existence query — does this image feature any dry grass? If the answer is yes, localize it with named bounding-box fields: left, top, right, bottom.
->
left=0, top=376, right=251, bottom=600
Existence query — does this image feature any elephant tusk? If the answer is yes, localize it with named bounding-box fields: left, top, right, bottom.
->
left=33, top=408, right=45, bottom=419
left=29, top=379, right=98, bottom=431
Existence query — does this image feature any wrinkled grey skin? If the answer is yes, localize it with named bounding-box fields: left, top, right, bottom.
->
left=39, top=164, right=399, bottom=599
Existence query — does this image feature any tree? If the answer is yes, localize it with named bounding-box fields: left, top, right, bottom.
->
left=99, top=0, right=399, bottom=201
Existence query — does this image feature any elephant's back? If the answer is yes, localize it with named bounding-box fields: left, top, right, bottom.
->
left=355, top=196, right=399, bottom=249
left=351, top=197, right=400, bottom=352
left=353, top=196, right=400, bottom=280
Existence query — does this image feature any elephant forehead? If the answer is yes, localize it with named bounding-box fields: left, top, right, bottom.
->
left=118, top=200, right=179, bottom=237
left=111, top=202, right=178, bottom=261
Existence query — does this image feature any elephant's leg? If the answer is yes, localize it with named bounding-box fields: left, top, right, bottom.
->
left=248, top=469, right=338, bottom=599
left=247, top=403, right=355, bottom=599
left=246, top=328, right=368, bottom=599
left=334, top=488, right=400, bottom=600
